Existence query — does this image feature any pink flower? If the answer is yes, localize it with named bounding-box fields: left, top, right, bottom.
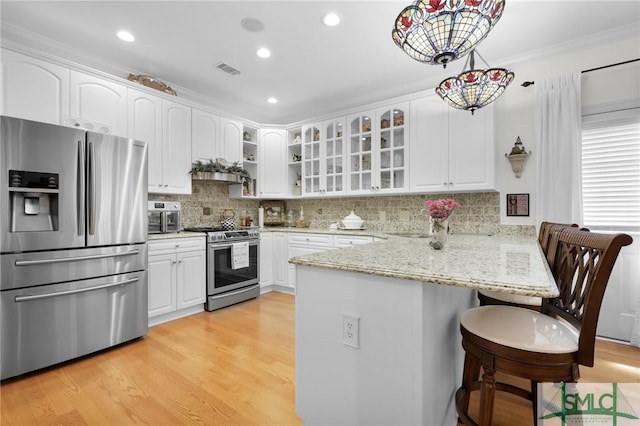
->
left=425, top=198, right=460, bottom=220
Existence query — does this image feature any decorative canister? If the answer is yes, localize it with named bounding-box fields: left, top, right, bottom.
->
left=220, top=209, right=235, bottom=230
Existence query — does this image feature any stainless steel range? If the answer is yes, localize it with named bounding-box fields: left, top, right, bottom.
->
left=184, top=227, right=260, bottom=311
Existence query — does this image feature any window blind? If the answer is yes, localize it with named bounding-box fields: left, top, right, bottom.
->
left=581, top=110, right=640, bottom=232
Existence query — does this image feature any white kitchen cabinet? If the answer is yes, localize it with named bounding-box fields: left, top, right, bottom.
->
left=301, top=118, right=347, bottom=196
left=258, top=128, right=287, bottom=198
left=447, top=107, right=494, bottom=191
left=148, top=252, right=176, bottom=317
left=259, top=232, right=274, bottom=289
left=287, top=233, right=334, bottom=290
left=191, top=108, right=219, bottom=162
left=218, top=117, right=243, bottom=164
left=347, top=103, right=408, bottom=194
left=301, top=122, right=322, bottom=195
left=333, top=235, right=374, bottom=248
left=162, top=99, right=192, bottom=193
left=410, top=95, right=494, bottom=192
left=241, top=124, right=259, bottom=197
left=128, top=88, right=192, bottom=194
left=273, top=232, right=289, bottom=291
left=128, top=88, right=163, bottom=189
left=1, top=48, right=69, bottom=125
left=287, top=127, right=303, bottom=197
left=148, top=237, right=206, bottom=326
left=69, top=70, right=127, bottom=136
left=268, top=232, right=375, bottom=293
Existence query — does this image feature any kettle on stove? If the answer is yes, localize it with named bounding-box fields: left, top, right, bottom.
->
left=220, top=209, right=235, bottom=230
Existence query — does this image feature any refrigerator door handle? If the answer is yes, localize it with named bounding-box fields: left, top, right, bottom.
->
left=77, top=139, right=85, bottom=236
left=88, top=141, right=96, bottom=235
left=14, top=277, right=140, bottom=302
left=14, top=249, right=141, bottom=266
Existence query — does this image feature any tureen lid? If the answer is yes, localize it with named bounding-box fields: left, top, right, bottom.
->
left=344, top=210, right=362, bottom=221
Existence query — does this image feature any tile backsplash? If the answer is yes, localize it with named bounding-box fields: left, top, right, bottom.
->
left=152, top=181, right=535, bottom=236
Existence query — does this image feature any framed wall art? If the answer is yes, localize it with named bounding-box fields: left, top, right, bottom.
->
left=506, top=193, right=530, bottom=217
left=261, top=200, right=285, bottom=225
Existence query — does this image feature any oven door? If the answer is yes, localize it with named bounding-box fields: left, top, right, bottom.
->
left=163, top=211, right=181, bottom=233
left=208, top=241, right=259, bottom=295
left=148, top=211, right=163, bottom=234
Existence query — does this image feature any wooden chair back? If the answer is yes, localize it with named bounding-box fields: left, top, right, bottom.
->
left=538, top=221, right=578, bottom=255
left=542, top=228, right=633, bottom=367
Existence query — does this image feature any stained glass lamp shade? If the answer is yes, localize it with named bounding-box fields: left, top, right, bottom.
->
left=392, top=0, right=506, bottom=67
left=436, top=50, right=514, bottom=114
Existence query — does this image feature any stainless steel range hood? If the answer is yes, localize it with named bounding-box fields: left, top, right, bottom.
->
left=192, top=172, right=243, bottom=184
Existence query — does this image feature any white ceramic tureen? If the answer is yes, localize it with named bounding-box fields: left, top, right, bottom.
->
left=342, top=210, right=364, bottom=229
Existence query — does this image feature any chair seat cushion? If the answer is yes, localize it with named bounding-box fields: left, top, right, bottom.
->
left=479, top=290, right=542, bottom=306
left=460, top=306, right=579, bottom=354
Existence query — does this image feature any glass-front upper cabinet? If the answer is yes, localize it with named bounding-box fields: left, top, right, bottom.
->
left=378, top=107, right=406, bottom=191
left=348, top=111, right=374, bottom=193
left=347, top=103, right=408, bottom=194
left=302, top=123, right=321, bottom=194
left=323, top=118, right=345, bottom=195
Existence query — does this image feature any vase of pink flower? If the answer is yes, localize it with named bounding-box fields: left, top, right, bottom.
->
left=423, top=198, right=460, bottom=249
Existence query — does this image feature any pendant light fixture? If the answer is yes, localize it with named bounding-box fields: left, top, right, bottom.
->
left=392, top=0, right=506, bottom=68
left=435, top=50, right=514, bottom=114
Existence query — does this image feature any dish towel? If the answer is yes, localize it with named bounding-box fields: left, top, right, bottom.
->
left=231, top=242, right=250, bottom=269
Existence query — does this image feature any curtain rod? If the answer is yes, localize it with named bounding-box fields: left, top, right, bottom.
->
left=520, top=58, right=640, bottom=87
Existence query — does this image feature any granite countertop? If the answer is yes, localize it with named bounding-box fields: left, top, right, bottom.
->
left=289, top=233, right=558, bottom=298
left=148, top=231, right=206, bottom=240
left=262, top=226, right=388, bottom=239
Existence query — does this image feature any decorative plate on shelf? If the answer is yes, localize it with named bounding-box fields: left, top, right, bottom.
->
left=127, top=73, right=177, bottom=96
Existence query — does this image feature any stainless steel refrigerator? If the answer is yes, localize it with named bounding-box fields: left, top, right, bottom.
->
left=1, top=115, right=149, bottom=380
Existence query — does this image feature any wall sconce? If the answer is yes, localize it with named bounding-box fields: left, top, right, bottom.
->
left=505, top=136, right=531, bottom=178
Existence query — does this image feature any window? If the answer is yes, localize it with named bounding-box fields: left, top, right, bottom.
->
left=581, top=108, right=640, bottom=232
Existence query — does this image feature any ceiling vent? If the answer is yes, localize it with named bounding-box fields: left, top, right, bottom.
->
left=215, top=62, right=241, bottom=76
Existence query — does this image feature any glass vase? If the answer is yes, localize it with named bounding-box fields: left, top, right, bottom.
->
left=431, top=218, right=449, bottom=250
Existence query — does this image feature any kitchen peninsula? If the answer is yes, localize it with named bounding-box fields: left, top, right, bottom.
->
left=291, top=233, right=557, bottom=426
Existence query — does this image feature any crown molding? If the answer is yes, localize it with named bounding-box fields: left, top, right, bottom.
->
left=2, top=20, right=638, bottom=128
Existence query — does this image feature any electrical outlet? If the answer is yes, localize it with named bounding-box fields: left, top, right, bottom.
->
left=379, top=210, right=386, bottom=221
left=342, top=314, right=360, bottom=349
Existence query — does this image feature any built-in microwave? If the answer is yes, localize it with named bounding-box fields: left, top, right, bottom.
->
left=148, top=201, right=181, bottom=234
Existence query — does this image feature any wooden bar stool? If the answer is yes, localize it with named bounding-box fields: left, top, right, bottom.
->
left=455, top=227, right=633, bottom=426
left=477, top=222, right=579, bottom=310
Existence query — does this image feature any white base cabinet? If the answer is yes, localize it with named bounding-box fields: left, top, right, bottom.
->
left=284, top=232, right=374, bottom=290
left=148, top=237, right=206, bottom=326
left=259, top=232, right=274, bottom=290
left=273, top=233, right=290, bottom=291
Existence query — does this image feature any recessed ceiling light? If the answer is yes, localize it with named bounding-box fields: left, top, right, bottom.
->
left=257, top=48, right=271, bottom=58
left=267, top=97, right=278, bottom=104
left=322, top=13, right=341, bottom=27
left=117, top=30, right=135, bottom=42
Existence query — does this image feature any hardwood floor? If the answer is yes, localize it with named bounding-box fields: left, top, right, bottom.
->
left=1, top=292, right=638, bottom=425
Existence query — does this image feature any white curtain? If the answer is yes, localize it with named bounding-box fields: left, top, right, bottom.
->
left=534, top=73, right=583, bottom=225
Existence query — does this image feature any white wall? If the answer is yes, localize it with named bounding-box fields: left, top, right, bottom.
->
left=493, top=35, right=640, bottom=226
